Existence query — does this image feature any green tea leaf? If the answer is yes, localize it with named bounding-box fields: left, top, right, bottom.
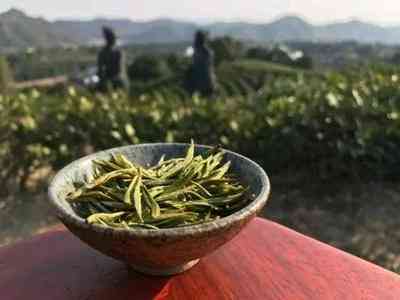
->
left=133, top=168, right=143, bottom=222
left=143, top=185, right=161, bottom=218
left=124, top=175, right=137, bottom=206
left=69, top=141, right=248, bottom=230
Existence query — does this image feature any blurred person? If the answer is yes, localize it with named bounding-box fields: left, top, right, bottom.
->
left=97, top=26, right=128, bottom=91
left=185, top=30, right=217, bottom=97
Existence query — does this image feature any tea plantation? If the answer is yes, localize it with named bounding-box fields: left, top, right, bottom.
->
left=1, top=60, right=400, bottom=272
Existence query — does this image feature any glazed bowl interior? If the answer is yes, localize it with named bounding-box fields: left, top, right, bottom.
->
left=49, top=143, right=270, bottom=236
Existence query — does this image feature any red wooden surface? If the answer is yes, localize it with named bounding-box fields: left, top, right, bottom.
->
left=1, top=218, right=400, bottom=300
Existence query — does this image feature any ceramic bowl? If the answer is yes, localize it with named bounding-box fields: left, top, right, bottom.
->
left=48, top=143, right=270, bottom=276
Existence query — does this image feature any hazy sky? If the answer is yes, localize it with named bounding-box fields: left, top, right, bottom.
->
left=2, top=0, right=400, bottom=25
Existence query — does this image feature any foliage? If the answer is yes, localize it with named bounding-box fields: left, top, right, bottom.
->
left=7, top=47, right=96, bottom=81
left=127, top=55, right=171, bottom=82
left=246, top=47, right=271, bottom=61
left=165, top=53, right=191, bottom=75
left=2, top=64, right=400, bottom=193
left=0, top=56, right=12, bottom=92
left=5, top=41, right=400, bottom=83
left=246, top=46, right=313, bottom=70
left=391, top=52, right=400, bottom=65
left=295, top=55, right=313, bottom=69
left=209, top=36, right=244, bottom=66
left=129, top=58, right=305, bottom=98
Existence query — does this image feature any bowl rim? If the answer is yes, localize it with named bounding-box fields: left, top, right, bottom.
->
left=48, top=143, right=270, bottom=238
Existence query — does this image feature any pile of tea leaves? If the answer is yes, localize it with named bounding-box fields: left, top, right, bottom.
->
left=66, top=143, right=249, bottom=230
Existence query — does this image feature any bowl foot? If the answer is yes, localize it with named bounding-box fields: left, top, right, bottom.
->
left=128, top=259, right=200, bottom=276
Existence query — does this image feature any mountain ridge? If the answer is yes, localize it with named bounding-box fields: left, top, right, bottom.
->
left=0, top=9, right=73, bottom=49
left=2, top=9, right=400, bottom=50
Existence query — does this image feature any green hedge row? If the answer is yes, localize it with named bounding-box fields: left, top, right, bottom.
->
left=1, top=65, right=400, bottom=192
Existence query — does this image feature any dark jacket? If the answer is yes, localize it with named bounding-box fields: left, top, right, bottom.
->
left=97, top=46, right=127, bottom=91
left=187, top=46, right=217, bottom=96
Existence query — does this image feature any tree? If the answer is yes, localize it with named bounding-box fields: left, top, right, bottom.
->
left=0, top=56, right=12, bottom=93
left=267, top=47, right=293, bottom=65
left=166, top=53, right=190, bottom=75
left=391, top=52, right=400, bottom=65
left=127, top=55, right=171, bottom=82
left=246, top=47, right=271, bottom=60
left=246, top=46, right=313, bottom=70
left=293, top=55, right=313, bottom=69
left=209, top=36, right=244, bottom=66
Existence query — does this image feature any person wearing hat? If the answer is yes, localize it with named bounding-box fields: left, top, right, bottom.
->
left=97, top=26, right=128, bottom=91
left=186, top=30, right=217, bottom=97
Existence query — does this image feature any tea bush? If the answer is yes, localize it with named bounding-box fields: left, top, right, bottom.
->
left=0, top=56, right=12, bottom=92
left=1, top=64, right=400, bottom=193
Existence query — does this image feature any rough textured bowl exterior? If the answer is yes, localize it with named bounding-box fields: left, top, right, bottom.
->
left=48, top=143, right=270, bottom=275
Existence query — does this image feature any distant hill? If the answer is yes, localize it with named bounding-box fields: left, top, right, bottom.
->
left=53, top=18, right=198, bottom=45
left=122, top=19, right=197, bottom=44
left=53, top=18, right=137, bottom=43
left=2, top=9, right=400, bottom=50
left=207, top=17, right=400, bottom=44
left=0, top=9, right=73, bottom=50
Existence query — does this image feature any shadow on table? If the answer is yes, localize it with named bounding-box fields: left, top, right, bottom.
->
left=0, top=229, right=171, bottom=300
left=85, top=273, right=171, bottom=300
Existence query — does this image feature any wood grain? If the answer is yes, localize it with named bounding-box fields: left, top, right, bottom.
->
left=1, top=218, right=399, bottom=300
